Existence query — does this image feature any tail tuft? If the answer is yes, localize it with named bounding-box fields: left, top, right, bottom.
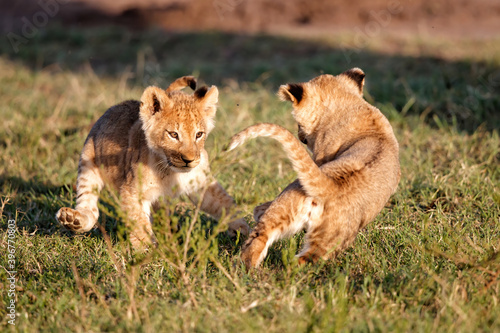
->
left=166, top=75, right=197, bottom=92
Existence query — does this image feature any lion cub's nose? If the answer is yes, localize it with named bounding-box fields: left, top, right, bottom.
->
left=181, top=156, right=194, bottom=165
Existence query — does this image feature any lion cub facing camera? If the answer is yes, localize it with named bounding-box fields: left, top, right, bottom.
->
left=57, top=76, right=249, bottom=249
left=227, top=68, right=400, bottom=268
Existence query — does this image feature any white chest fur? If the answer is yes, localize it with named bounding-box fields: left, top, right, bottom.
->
left=141, top=150, right=210, bottom=205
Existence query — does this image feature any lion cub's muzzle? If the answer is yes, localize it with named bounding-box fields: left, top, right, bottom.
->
left=172, top=155, right=201, bottom=170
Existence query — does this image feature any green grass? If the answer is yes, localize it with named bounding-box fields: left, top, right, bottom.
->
left=0, top=25, right=499, bottom=332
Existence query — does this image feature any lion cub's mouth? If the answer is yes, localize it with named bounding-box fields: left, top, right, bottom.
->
left=171, top=160, right=200, bottom=172
left=156, top=151, right=200, bottom=172
left=171, top=164, right=198, bottom=173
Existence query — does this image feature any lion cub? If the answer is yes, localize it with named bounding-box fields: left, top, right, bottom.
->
left=227, top=68, right=400, bottom=268
left=57, top=76, right=249, bottom=249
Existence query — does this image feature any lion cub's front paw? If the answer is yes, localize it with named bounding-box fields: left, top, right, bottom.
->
left=227, top=218, right=250, bottom=237
left=56, top=207, right=85, bottom=232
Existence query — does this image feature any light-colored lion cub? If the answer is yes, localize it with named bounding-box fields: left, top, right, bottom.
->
left=227, top=68, right=400, bottom=268
left=57, top=76, right=249, bottom=249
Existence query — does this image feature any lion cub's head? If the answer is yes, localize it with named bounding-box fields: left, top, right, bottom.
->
left=277, top=68, right=366, bottom=148
left=139, top=76, right=218, bottom=172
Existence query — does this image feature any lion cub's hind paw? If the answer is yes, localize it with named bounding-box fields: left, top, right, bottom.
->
left=227, top=218, right=250, bottom=237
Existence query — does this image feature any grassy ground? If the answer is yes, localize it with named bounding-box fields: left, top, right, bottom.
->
left=0, top=26, right=499, bottom=332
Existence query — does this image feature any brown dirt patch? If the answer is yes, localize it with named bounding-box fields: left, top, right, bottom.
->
left=1, top=0, right=499, bottom=39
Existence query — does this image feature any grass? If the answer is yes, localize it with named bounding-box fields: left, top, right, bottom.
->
left=0, top=25, right=499, bottom=332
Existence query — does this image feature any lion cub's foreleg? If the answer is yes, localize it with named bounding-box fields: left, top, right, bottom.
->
left=241, top=181, right=323, bottom=268
left=120, top=186, right=157, bottom=250
left=57, top=140, right=103, bottom=233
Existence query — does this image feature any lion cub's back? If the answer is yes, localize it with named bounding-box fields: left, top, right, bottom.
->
left=355, top=105, right=401, bottom=227
left=88, top=100, right=140, bottom=143
left=85, top=100, right=143, bottom=184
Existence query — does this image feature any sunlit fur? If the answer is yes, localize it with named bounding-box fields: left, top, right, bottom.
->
left=57, top=76, right=249, bottom=249
left=228, top=68, right=400, bottom=268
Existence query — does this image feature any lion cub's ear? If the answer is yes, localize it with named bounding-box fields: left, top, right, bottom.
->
left=278, top=83, right=304, bottom=106
left=140, top=86, right=171, bottom=119
left=195, top=85, right=218, bottom=118
left=342, top=67, right=365, bottom=94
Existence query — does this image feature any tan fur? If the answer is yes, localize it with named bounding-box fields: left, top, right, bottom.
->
left=57, top=76, right=249, bottom=249
left=227, top=68, right=400, bottom=268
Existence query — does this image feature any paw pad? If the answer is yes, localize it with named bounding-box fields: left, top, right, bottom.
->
left=57, top=208, right=84, bottom=232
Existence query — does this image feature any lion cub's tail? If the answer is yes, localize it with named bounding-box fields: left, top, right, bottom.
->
left=226, top=123, right=333, bottom=198
left=166, top=76, right=197, bottom=92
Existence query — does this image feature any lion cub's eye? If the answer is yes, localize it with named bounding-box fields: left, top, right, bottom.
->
left=167, top=131, right=179, bottom=140
left=195, top=132, right=204, bottom=139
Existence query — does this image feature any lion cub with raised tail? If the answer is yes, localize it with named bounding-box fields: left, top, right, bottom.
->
left=227, top=68, right=400, bottom=268
left=57, top=76, right=249, bottom=249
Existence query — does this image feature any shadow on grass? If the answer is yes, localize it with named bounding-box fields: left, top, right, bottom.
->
left=0, top=175, right=118, bottom=240
left=1, top=2, right=499, bottom=133
left=0, top=174, right=237, bottom=252
left=0, top=174, right=87, bottom=233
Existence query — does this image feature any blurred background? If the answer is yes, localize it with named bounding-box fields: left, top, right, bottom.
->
left=2, top=1, right=500, bottom=132
left=2, top=0, right=499, bottom=38
left=1, top=0, right=499, bottom=132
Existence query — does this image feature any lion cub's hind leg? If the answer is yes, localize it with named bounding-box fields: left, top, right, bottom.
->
left=57, top=140, right=103, bottom=233
left=241, top=181, right=322, bottom=268
left=297, top=209, right=358, bottom=265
